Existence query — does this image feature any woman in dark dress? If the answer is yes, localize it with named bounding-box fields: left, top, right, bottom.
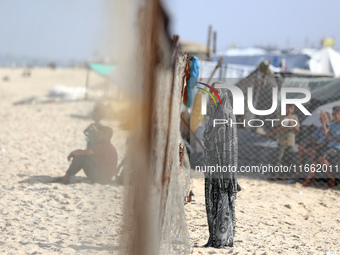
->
left=202, top=81, right=240, bottom=248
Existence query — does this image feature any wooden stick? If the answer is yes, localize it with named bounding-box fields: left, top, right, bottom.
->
left=84, top=65, right=90, bottom=100
left=180, top=114, right=204, bottom=150
left=207, top=56, right=224, bottom=85
left=207, top=25, right=212, bottom=59
left=213, top=31, right=217, bottom=54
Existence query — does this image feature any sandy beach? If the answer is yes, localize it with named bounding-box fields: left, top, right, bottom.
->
left=187, top=178, right=339, bottom=255
left=0, top=68, right=127, bottom=254
left=0, top=68, right=339, bottom=254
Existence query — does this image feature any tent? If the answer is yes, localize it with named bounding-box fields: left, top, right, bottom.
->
left=179, top=40, right=210, bottom=55
left=200, top=60, right=255, bottom=80
left=308, top=47, right=340, bottom=77
left=89, top=63, right=116, bottom=76
left=213, top=53, right=310, bottom=72
left=84, top=63, right=117, bottom=99
left=302, top=100, right=340, bottom=127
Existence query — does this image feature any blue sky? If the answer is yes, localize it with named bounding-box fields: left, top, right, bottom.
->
left=0, top=0, right=106, bottom=61
left=0, top=0, right=338, bottom=61
left=165, top=0, right=339, bottom=51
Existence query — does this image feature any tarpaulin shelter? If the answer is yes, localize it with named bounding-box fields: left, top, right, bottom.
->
left=85, top=63, right=117, bottom=99
left=213, top=53, right=310, bottom=72
left=308, top=47, right=340, bottom=77
left=179, top=40, right=210, bottom=56
left=89, top=63, right=117, bottom=76
left=302, top=100, right=340, bottom=127
left=200, top=60, right=255, bottom=80
left=279, top=76, right=340, bottom=123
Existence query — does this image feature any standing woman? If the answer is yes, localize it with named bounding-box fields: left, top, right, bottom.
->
left=202, top=81, right=241, bottom=248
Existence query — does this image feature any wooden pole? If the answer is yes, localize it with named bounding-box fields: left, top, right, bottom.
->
left=207, top=25, right=212, bottom=59
left=84, top=65, right=90, bottom=100
left=207, top=56, right=224, bottom=85
left=159, top=34, right=179, bottom=228
left=180, top=114, right=204, bottom=150
left=213, top=31, right=217, bottom=54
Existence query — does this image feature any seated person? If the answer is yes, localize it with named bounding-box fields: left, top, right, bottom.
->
left=298, top=111, right=331, bottom=167
left=54, top=126, right=118, bottom=185
left=304, top=107, right=340, bottom=187
left=84, top=104, right=106, bottom=149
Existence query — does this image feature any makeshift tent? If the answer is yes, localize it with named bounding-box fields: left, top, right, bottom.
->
left=280, top=76, right=340, bottom=123
left=302, top=100, right=340, bottom=127
left=84, top=63, right=117, bottom=99
left=179, top=40, right=210, bottom=55
left=213, top=53, right=310, bottom=72
left=224, top=47, right=266, bottom=56
left=200, top=60, right=255, bottom=80
left=89, top=63, right=116, bottom=76
left=308, top=47, right=340, bottom=77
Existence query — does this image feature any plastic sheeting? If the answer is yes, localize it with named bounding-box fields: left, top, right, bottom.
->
left=213, top=53, right=310, bottom=72
left=89, top=63, right=117, bottom=76
left=308, top=47, right=340, bottom=77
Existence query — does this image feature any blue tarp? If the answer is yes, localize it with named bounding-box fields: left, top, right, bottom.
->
left=185, top=56, right=200, bottom=107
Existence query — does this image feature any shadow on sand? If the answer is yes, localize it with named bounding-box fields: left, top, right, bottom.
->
left=18, top=175, right=90, bottom=184
left=18, top=175, right=120, bottom=186
left=18, top=241, right=119, bottom=252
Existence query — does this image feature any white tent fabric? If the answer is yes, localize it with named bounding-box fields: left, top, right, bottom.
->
left=302, top=100, right=340, bottom=127
left=224, top=47, right=267, bottom=56
left=308, top=47, right=340, bottom=77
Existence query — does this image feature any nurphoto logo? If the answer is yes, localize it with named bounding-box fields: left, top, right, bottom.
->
left=198, top=82, right=311, bottom=128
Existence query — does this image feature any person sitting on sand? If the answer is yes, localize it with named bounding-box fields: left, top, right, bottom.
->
left=54, top=126, right=118, bottom=185
left=301, top=111, right=332, bottom=187
left=315, top=107, right=340, bottom=187
left=298, top=111, right=331, bottom=167
left=84, top=104, right=106, bottom=149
